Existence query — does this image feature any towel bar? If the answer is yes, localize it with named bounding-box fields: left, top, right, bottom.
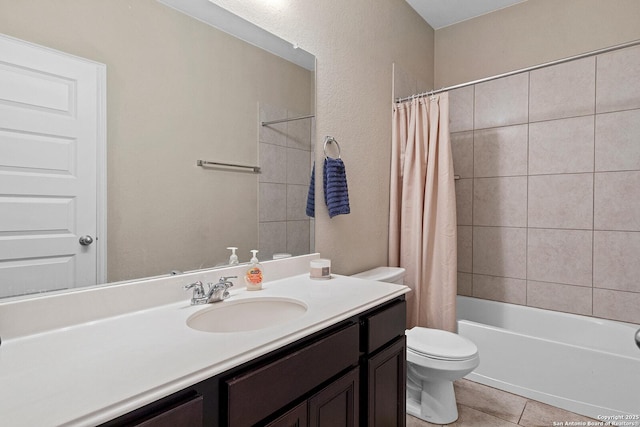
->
left=197, top=160, right=261, bottom=173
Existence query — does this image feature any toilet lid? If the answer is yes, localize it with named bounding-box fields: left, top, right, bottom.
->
left=406, top=327, right=478, bottom=361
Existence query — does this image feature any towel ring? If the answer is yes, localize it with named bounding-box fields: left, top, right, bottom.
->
left=323, top=136, right=341, bottom=159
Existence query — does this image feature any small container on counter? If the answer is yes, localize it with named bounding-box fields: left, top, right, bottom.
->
left=310, top=258, right=331, bottom=280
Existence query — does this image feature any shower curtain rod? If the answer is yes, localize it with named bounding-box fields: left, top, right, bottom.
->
left=396, top=38, right=640, bottom=103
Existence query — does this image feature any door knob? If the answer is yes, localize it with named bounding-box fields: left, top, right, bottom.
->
left=79, top=235, right=94, bottom=246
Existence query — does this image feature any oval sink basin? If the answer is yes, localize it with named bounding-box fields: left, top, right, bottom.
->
left=186, top=297, right=308, bottom=333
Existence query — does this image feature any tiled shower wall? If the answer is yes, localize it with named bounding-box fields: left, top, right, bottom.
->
left=450, top=44, right=640, bottom=325
left=258, top=103, right=315, bottom=260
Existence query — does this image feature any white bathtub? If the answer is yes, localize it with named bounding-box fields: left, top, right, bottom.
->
left=456, top=296, right=640, bottom=419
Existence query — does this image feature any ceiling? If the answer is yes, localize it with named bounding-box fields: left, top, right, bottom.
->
left=406, top=0, right=527, bottom=29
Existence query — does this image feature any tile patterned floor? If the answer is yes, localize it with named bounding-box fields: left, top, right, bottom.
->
left=407, top=379, right=597, bottom=427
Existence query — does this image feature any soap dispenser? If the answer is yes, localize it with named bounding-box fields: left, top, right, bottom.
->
left=227, top=247, right=239, bottom=265
left=245, top=250, right=263, bottom=291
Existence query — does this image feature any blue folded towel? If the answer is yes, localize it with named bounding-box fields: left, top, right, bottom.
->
left=323, top=157, right=350, bottom=218
left=306, top=161, right=315, bottom=218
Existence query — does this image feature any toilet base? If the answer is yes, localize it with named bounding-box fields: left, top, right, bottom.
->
left=406, top=377, right=459, bottom=424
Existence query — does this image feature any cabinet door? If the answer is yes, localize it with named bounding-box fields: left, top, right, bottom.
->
left=308, top=368, right=359, bottom=427
left=366, top=336, right=406, bottom=427
left=266, top=401, right=308, bottom=427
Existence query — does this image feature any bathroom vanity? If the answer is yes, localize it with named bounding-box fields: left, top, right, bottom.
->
left=101, top=295, right=406, bottom=427
left=0, top=257, right=409, bottom=427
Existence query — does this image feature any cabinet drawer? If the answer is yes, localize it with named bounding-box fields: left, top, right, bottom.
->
left=226, top=323, right=359, bottom=426
left=135, top=395, right=203, bottom=427
left=362, top=300, right=406, bottom=354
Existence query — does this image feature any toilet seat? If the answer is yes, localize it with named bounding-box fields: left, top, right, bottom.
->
left=406, top=327, right=478, bottom=361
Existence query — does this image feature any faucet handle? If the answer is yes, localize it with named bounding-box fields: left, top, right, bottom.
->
left=184, top=281, right=205, bottom=295
left=217, top=276, right=237, bottom=288
left=184, top=281, right=208, bottom=305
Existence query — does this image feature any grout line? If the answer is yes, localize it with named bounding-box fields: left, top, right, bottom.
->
left=471, top=84, right=475, bottom=297
left=517, top=399, right=529, bottom=425
left=592, top=57, right=598, bottom=316
left=526, top=71, right=531, bottom=305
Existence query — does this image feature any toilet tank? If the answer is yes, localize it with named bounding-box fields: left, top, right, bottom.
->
left=352, top=266, right=406, bottom=285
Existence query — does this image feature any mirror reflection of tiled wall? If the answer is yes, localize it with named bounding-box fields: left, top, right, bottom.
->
left=258, top=103, right=315, bottom=260
left=451, top=44, right=640, bottom=325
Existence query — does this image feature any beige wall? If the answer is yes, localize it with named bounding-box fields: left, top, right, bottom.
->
left=0, top=0, right=313, bottom=282
left=435, top=0, right=640, bottom=87
left=211, top=0, right=435, bottom=274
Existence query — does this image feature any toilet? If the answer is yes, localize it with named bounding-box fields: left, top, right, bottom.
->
left=352, top=267, right=480, bottom=425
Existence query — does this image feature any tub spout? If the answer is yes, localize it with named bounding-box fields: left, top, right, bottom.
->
left=635, top=328, right=640, bottom=350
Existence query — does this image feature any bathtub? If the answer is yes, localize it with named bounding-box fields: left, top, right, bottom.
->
left=456, top=296, right=640, bottom=419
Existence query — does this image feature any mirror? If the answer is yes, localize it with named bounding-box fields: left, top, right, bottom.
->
left=0, top=0, right=315, bottom=298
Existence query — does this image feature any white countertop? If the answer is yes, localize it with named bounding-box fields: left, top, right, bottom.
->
left=0, top=273, right=408, bottom=427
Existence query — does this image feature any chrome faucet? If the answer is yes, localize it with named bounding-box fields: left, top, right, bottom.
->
left=184, top=276, right=236, bottom=305
left=206, top=276, right=236, bottom=303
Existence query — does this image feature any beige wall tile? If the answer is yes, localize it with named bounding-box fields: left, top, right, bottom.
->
left=259, top=183, right=286, bottom=221
left=473, top=226, right=527, bottom=279
left=594, top=231, right=640, bottom=292
left=451, top=131, right=474, bottom=178
left=286, top=184, right=309, bottom=221
left=529, top=57, right=595, bottom=122
left=474, top=73, right=529, bottom=130
left=286, top=220, right=310, bottom=256
left=595, top=109, right=640, bottom=172
left=286, top=110, right=312, bottom=150
left=594, top=171, right=640, bottom=231
left=473, top=274, right=526, bottom=305
left=455, top=178, right=473, bottom=226
left=259, top=142, right=287, bottom=183
left=527, top=228, right=592, bottom=286
left=286, top=147, right=312, bottom=185
left=593, top=288, right=640, bottom=324
left=528, top=116, right=595, bottom=175
left=449, top=85, right=474, bottom=132
left=458, top=225, right=473, bottom=273
left=457, top=272, right=473, bottom=296
left=259, top=103, right=287, bottom=146
left=528, top=174, right=593, bottom=229
left=474, top=177, right=527, bottom=227
left=596, top=44, right=640, bottom=113
left=441, top=41, right=640, bottom=324
left=474, top=125, right=528, bottom=177
left=259, top=221, right=287, bottom=260
left=526, top=280, right=592, bottom=315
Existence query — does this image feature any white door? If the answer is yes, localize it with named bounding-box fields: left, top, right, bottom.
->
left=0, top=34, right=106, bottom=297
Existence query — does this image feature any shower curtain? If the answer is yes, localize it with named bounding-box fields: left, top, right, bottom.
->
left=389, top=93, right=457, bottom=332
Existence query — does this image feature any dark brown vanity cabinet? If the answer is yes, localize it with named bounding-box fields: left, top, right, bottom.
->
left=101, top=297, right=406, bottom=427
left=360, top=300, right=407, bottom=427
left=226, top=323, right=360, bottom=426
left=364, top=336, right=406, bottom=427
